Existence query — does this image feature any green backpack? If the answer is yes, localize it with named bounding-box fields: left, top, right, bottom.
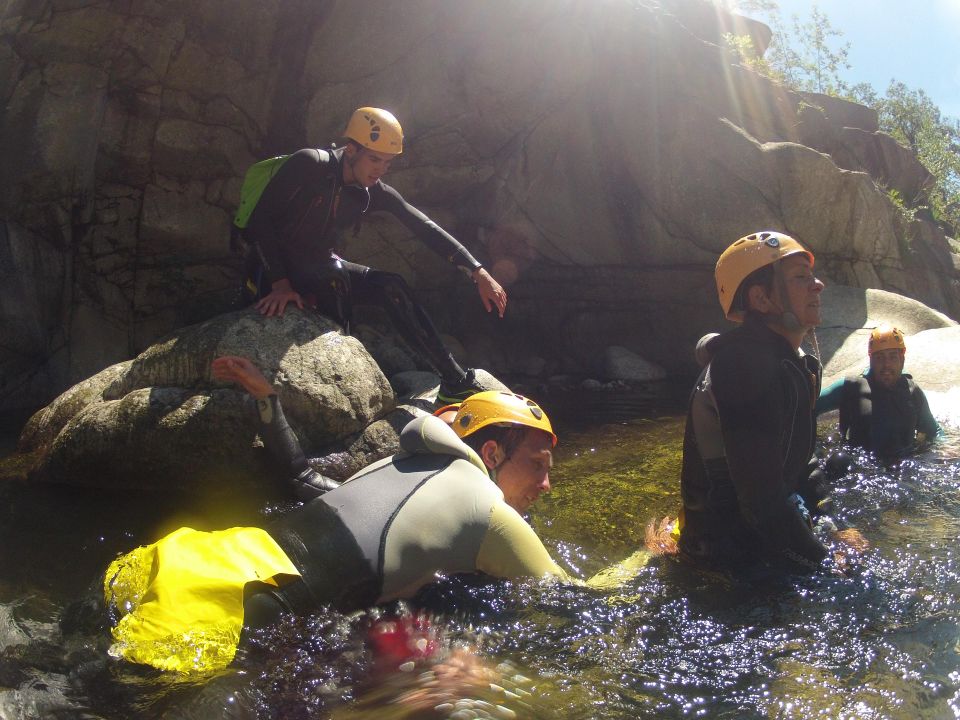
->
left=230, top=147, right=344, bottom=261
left=232, top=154, right=293, bottom=231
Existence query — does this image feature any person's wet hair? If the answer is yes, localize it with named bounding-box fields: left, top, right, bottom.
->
left=731, top=263, right=775, bottom=319
left=461, top=424, right=531, bottom=462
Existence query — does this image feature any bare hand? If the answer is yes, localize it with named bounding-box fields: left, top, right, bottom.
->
left=255, top=278, right=303, bottom=317
left=830, top=527, right=869, bottom=576
left=393, top=647, right=499, bottom=712
left=211, top=356, right=275, bottom=399
left=832, top=550, right=851, bottom=576
left=473, top=268, right=507, bottom=318
left=832, top=527, right=870, bottom=553
left=645, top=515, right=679, bottom=556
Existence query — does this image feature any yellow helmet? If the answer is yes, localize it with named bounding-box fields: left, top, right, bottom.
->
left=868, top=325, right=906, bottom=355
left=452, top=391, right=557, bottom=447
left=715, top=231, right=814, bottom=322
left=343, top=107, right=403, bottom=154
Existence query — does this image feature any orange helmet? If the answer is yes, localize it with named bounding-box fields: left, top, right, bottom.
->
left=452, top=391, right=557, bottom=447
left=715, top=231, right=814, bottom=321
left=343, top=107, right=403, bottom=154
left=868, top=325, right=906, bottom=355
left=433, top=403, right=461, bottom=425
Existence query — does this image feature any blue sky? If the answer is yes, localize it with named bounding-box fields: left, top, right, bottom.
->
left=740, top=0, right=960, bottom=121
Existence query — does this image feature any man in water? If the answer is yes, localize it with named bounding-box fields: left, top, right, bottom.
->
left=816, top=325, right=941, bottom=458
left=676, top=231, right=866, bottom=573
left=103, top=358, right=568, bottom=672
left=237, top=106, right=506, bottom=403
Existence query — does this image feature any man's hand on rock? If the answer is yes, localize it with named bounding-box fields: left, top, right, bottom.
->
left=473, top=268, right=507, bottom=318
left=255, top=278, right=303, bottom=317
left=212, top=356, right=275, bottom=399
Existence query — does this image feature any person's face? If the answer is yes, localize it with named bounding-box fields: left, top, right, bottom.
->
left=782, top=255, right=823, bottom=327
left=870, top=348, right=905, bottom=388
left=488, top=430, right=554, bottom=514
left=344, top=145, right=395, bottom=187
left=770, top=255, right=824, bottom=328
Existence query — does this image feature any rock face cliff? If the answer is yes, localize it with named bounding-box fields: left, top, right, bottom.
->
left=2, top=0, right=957, bottom=414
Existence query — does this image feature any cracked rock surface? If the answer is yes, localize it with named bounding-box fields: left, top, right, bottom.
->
left=1, top=0, right=957, bottom=419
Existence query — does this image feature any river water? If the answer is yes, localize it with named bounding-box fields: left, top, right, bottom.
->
left=1, top=387, right=959, bottom=719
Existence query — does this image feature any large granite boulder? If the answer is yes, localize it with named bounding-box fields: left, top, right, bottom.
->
left=894, top=327, right=960, bottom=395
left=4, top=308, right=408, bottom=491
left=817, top=285, right=959, bottom=389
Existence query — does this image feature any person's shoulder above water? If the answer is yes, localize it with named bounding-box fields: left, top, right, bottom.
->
left=366, top=175, right=400, bottom=204
left=704, top=322, right=784, bottom=395
left=399, top=414, right=486, bottom=470
left=284, top=146, right=338, bottom=173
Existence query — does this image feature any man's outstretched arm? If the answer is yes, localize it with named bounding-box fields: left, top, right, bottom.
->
left=373, top=182, right=508, bottom=318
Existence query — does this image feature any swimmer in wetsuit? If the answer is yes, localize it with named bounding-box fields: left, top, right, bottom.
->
left=677, top=231, right=867, bottom=573
left=816, top=324, right=942, bottom=459
left=102, top=358, right=567, bottom=672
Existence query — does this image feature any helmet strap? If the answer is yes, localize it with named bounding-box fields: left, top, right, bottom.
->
left=342, top=148, right=357, bottom=184
left=480, top=440, right=509, bottom=478
left=804, top=327, right=822, bottom=363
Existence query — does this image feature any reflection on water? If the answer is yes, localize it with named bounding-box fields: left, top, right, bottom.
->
left=1, top=390, right=960, bottom=719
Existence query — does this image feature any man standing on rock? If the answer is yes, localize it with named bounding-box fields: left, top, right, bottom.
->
left=236, top=106, right=506, bottom=404
left=816, top=325, right=942, bottom=458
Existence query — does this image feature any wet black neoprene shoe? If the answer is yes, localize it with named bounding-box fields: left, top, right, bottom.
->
left=436, top=369, right=485, bottom=404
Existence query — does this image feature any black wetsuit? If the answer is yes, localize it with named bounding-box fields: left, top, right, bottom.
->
left=816, top=372, right=941, bottom=458
left=254, top=394, right=341, bottom=501
left=679, top=317, right=828, bottom=572
left=242, top=146, right=483, bottom=382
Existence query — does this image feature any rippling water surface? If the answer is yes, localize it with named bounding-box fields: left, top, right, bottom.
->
left=1, top=388, right=959, bottom=719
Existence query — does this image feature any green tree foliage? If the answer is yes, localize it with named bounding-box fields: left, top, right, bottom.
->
left=719, top=3, right=850, bottom=93
left=719, top=1, right=959, bottom=236
left=765, top=7, right=851, bottom=94
left=849, top=82, right=960, bottom=232
left=721, top=32, right=780, bottom=80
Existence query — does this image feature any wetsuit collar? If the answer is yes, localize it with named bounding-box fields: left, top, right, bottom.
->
left=864, top=369, right=910, bottom=389
left=710, top=314, right=801, bottom=359
left=398, top=415, right=488, bottom=474
left=696, top=317, right=799, bottom=368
